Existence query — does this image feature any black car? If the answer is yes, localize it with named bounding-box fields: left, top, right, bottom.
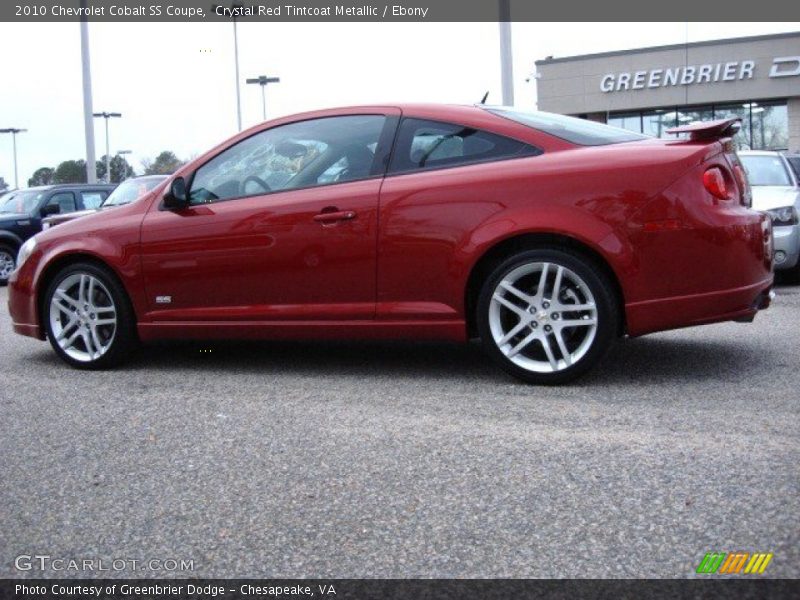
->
left=0, top=183, right=116, bottom=284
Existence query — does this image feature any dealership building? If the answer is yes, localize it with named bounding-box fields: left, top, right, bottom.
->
left=535, top=32, right=800, bottom=152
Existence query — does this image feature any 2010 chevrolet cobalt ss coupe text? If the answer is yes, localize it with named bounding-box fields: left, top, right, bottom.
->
left=8, top=105, right=774, bottom=383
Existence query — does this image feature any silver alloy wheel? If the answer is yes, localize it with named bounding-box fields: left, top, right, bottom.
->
left=0, top=250, right=14, bottom=280
left=488, top=262, right=598, bottom=373
left=49, top=273, right=117, bottom=362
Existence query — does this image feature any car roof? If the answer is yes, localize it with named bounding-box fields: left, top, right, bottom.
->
left=738, top=150, right=785, bottom=157
left=19, top=183, right=116, bottom=192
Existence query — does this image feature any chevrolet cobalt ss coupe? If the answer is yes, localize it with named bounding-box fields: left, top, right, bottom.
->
left=8, top=105, right=774, bottom=383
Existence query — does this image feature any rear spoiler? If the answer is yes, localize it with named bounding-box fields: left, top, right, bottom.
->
left=666, top=117, right=741, bottom=141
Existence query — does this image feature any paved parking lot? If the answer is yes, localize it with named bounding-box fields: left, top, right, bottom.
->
left=1, top=283, right=798, bottom=578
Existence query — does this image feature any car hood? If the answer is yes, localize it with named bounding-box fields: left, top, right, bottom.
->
left=750, top=186, right=800, bottom=211
left=36, top=192, right=152, bottom=245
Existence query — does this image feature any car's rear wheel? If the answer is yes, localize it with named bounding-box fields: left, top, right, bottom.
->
left=44, top=263, right=137, bottom=369
left=0, top=244, right=16, bottom=285
left=477, top=248, right=619, bottom=384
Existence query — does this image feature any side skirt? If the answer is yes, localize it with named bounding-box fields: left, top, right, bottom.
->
left=137, top=320, right=468, bottom=343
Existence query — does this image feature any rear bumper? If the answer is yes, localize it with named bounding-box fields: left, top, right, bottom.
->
left=626, top=276, right=773, bottom=337
left=772, top=223, right=800, bottom=270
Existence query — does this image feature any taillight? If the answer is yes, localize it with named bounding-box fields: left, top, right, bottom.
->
left=703, top=167, right=729, bottom=200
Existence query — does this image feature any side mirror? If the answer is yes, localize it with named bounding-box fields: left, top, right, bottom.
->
left=163, top=176, right=189, bottom=210
left=40, top=204, right=60, bottom=217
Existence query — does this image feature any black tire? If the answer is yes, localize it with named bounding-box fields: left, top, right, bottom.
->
left=476, top=248, right=619, bottom=384
left=0, top=244, right=16, bottom=286
left=43, top=262, right=138, bottom=369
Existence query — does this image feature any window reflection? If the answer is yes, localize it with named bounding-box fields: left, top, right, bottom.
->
left=607, top=113, right=642, bottom=133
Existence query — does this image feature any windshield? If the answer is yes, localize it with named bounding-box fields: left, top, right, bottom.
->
left=485, top=107, right=649, bottom=146
left=740, top=155, right=793, bottom=187
left=103, top=177, right=165, bottom=207
left=0, top=190, right=44, bottom=215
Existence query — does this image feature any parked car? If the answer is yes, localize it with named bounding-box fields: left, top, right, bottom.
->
left=0, top=183, right=115, bottom=284
left=739, top=151, right=800, bottom=280
left=8, top=106, right=773, bottom=383
left=42, top=176, right=168, bottom=229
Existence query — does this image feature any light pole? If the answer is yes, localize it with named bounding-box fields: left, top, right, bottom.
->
left=213, top=2, right=245, bottom=131
left=498, top=0, right=514, bottom=106
left=93, top=112, right=121, bottom=183
left=117, top=150, right=132, bottom=181
left=246, top=75, right=280, bottom=121
left=0, top=128, right=28, bottom=189
left=80, top=0, right=97, bottom=183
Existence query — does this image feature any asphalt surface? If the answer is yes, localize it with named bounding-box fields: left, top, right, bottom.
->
left=1, top=282, right=798, bottom=579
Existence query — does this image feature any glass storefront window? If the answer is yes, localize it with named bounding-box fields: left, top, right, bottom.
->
left=603, top=101, right=788, bottom=151
left=678, top=106, right=714, bottom=126
left=715, top=103, right=752, bottom=150
left=607, top=113, right=642, bottom=133
left=751, top=102, right=788, bottom=150
left=642, top=110, right=677, bottom=138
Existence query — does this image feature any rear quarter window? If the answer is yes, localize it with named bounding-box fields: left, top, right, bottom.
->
left=486, top=107, right=649, bottom=146
left=389, top=118, right=541, bottom=175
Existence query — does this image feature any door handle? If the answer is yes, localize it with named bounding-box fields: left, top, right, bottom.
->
left=313, top=210, right=357, bottom=224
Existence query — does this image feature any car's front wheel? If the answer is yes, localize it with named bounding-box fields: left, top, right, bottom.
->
left=0, top=244, right=16, bottom=285
left=44, top=262, right=137, bottom=369
left=477, top=248, right=619, bottom=384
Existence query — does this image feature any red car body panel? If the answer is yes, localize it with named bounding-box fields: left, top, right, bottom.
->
left=8, top=104, right=773, bottom=344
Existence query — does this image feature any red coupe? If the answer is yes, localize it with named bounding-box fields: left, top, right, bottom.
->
left=7, top=105, right=774, bottom=383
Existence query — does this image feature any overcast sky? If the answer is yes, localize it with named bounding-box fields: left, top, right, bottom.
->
left=0, top=21, right=798, bottom=187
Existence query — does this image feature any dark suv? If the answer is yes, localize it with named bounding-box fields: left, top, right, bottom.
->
left=0, top=183, right=115, bottom=284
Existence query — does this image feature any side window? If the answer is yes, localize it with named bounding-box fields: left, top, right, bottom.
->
left=80, top=192, right=106, bottom=209
left=46, top=192, right=77, bottom=213
left=189, top=115, right=387, bottom=205
left=389, top=118, right=540, bottom=175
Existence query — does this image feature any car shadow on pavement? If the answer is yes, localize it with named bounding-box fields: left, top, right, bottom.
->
left=585, top=336, right=776, bottom=386
left=22, top=333, right=776, bottom=386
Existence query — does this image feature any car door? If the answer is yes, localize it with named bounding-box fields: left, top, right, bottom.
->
left=377, top=117, right=542, bottom=320
left=140, top=111, right=399, bottom=322
left=29, top=190, right=79, bottom=234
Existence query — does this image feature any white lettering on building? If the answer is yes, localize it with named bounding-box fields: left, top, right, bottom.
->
left=770, top=56, right=800, bottom=78
left=599, top=57, right=791, bottom=93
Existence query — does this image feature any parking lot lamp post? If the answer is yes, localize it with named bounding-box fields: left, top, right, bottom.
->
left=80, top=2, right=97, bottom=184
left=246, top=75, right=280, bottom=121
left=211, top=3, right=246, bottom=131
left=92, top=112, right=122, bottom=183
left=498, top=0, right=514, bottom=106
left=0, top=128, right=27, bottom=189
left=117, top=150, right=133, bottom=181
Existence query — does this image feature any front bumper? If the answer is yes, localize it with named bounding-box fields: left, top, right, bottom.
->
left=8, top=257, right=45, bottom=340
left=772, top=223, right=800, bottom=270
